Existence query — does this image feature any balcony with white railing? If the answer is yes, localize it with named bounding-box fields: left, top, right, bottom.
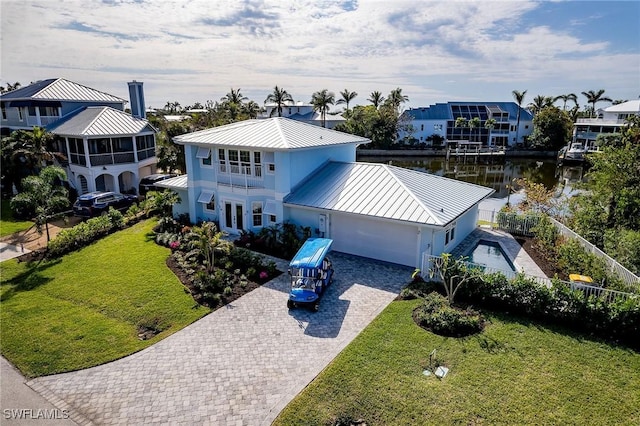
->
left=215, top=162, right=265, bottom=191
left=26, top=115, right=62, bottom=127
left=575, top=118, right=627, bottom=125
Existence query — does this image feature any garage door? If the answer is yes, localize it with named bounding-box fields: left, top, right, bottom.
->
left=329, top=213, right=417, bottom=266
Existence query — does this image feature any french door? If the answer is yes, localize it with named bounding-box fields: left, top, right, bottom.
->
left=223, top=201, right=244, bottom=233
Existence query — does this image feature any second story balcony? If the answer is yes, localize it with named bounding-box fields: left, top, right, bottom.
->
left=215, top=162, right=266, bottom=192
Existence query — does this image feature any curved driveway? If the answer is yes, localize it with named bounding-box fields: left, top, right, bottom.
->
left=28, top=253, right=411, bottom=425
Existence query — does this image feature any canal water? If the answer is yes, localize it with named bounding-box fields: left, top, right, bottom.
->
left=358, top=155, right=586, bottom=210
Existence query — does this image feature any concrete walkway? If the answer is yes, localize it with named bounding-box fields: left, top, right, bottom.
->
left=27, top=253, right=412, bottom=425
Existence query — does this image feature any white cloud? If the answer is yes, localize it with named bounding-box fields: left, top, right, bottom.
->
left=1, top=0, right=637, bottom=108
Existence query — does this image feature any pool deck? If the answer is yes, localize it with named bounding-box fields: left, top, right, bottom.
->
left=451, top=227, right=548, bottom=279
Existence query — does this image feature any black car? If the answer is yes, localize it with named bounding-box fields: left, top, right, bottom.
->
left=73, top=191, right=138, bottom=218
left=138, top=173, right=177, bottom=196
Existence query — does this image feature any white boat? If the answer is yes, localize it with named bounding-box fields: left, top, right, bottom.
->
left=559, top=142, right=587, bottom=164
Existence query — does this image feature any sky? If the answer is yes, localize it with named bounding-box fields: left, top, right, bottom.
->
left=1, top=0, right=639, bottom=111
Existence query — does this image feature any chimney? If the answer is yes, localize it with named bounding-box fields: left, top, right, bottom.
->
left=127, top=81, right=146, bottom=119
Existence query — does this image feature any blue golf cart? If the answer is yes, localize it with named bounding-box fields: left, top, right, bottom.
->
left=287, top=238, right=334, bottom=311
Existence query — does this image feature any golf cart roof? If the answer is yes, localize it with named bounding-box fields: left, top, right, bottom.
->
left=289, top=238, right=333, bottom=269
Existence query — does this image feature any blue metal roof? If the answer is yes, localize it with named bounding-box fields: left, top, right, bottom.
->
left=403, top=102, right=532, bottom=121
left=289, top=238, right=333, bottom=269
left=0, top=79, right=57, bottom=100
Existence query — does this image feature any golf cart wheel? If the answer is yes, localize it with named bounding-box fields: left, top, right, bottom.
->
left=313, top=303, right=319, bottom=312
left=287, top=300, right=294, bottom=309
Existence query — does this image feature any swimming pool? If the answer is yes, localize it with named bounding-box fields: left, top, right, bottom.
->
left=467, top=240, right=516, bottom=273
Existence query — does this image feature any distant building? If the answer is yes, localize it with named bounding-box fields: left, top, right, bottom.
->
left=262, top=101, right=344, bottom=129
left=399, top=102, right=534, bottom=147
left=0, top=78, right=158, bottom=194
left=573, top=100, right=640, bottom=149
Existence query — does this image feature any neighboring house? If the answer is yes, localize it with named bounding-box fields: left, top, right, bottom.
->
left=262, top=101, right=345, bottom=129
left=573, top=100, right=640, bottom=149
left=158, top=117, right=494, bottom=267
left=0, top=78, right=158, bottom=194
left=399, top=102, right=534, bottom=147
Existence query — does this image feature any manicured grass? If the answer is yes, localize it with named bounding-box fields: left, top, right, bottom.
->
left=0, top=200, right=34, bottom=237
left=0, top=219, right=209, bottom=377
left=275, top=300, right=640, bottom=425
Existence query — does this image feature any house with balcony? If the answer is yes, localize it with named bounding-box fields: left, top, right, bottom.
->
left=158, top=117, right=494, bottom=267
left=0, top=78, right=158, bottom=194
left=399, top=102, right=533, bottom=147
left=573, top=100, right=640, bottom=149
left=262, top=101, right=344, bottom=129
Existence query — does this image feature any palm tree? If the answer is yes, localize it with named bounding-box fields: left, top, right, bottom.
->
left=310, top=89, right=335, bottom=128
left=0, top=81, right=21, bottom=94
left=484, top=118, right=497, bottom=146
left=386, top=87, right=409, bottom=113
left=527, top=95, right=554, bottom=116
left=512, top=89, right=527, bottom=146
left=336, top=89, right=358, bottom=112
left=243, top=100, right=262, bottom=119
left=264, top=86, right=293, bottom=117
left=553, top=93, right=578, bottom=110
left=221, top=88, right=248, bottom=105
left=581, top=89, right=612, bottom=117
left=454, top=117, right=468, bottom=140
left=10, top=166, right=69, bottom=242
left=468, top=117, right=481, bottom=142
left=612, top=99, right=628, bottom=105
left=368, top=91, right=384, bottom=108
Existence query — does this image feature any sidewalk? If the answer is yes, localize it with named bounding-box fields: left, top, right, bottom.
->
left=0, top=357, right=77, bottom=425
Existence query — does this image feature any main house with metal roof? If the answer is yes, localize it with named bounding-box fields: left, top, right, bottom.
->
left=399, top=102, right=534, bottom=147
left=1, top=79, right=158, bottom=194
left=158, top=117, right=494, bottom=267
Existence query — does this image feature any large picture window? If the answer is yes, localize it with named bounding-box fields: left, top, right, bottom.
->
left=218, top=149, right=263, bottom=178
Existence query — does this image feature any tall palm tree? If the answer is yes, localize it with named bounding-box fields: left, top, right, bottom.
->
left=512, top=89, right=527, bottom=146
left=387, top=87, right=409, bottom=113
left=553, top=93, right=578, bottom=110
left=336, top=89, right=358, bottom=112
left=468, top=117, right=481, bottom=142
left=310, top=89, right=335, bottom=128
left=243, top=100, right=262, bottom=119
left=221, top=88, right=248, bottom=105
left=368, top=91, right=384, bottom=108
left=527, top=95, right=554, bottom=116
left=264, top=86, right=293, bottom=117
left=484, top=118, right=497, bottom=146
left=581, top=89, right=612, bottom=117
left=454, top=117, right=468, bottom=140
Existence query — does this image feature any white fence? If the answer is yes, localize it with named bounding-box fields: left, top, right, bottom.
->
left=478, top=209, right=640, bottom=286
left=421, top=254, right=636, bottom=304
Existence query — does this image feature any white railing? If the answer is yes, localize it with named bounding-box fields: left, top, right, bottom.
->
left=215, top=162, right=264, bottom=190
left=421, top=254, right=636, bottom=303
left=549, top=217, right=640, bottom=286
left=576, top=118, right=626, bottom=125
left=478, top=209, right=540, bottom=236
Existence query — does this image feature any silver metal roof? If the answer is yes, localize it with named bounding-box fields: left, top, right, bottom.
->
left=49, top=107, right=155, bottom=136
left=284, top=162, right=494, bottom=226
left=155, top=175, right=188, bottom=190
left=2, top=78, right=124, bottom=103
left=173, top=117, right=369, bottom=150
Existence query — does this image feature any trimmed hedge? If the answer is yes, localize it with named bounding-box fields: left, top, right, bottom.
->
left=456, top=272, right=640, bottom=350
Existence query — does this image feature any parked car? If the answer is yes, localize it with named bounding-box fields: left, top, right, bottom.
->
left=73, top=191, right=138, bottom=218
left=138, top=173, right=177, bottom=196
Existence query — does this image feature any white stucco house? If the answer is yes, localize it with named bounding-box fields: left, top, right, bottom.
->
left=158, top=118, right=494, bottom=267
left=0, top=78, right=158, bottom=194
left=573, top=100, right=640, bottom=149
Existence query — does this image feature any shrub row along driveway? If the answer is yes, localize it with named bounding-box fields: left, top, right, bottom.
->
left=29, top=253, right=411, bottom=425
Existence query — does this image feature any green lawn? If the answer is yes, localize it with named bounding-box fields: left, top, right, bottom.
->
left=0, top=200, right=34, bottom=237
left=0, top=219, right=209, bottom=377
left=275, top=300, right=640, bottom=425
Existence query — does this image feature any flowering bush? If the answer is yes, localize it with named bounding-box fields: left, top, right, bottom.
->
left=259, top=271, right=268, bottom=280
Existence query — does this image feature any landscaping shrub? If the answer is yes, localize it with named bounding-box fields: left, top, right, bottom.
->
left=413, top=292, right=485, bottom=337
left=236, top=222, right=312, bottom=259
left=47, top=213, right=116, bottom=258
left=454, top=271, right=640, bottom=350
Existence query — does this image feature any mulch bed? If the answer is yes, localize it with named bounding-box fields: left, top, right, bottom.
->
left=515, top=235, right=567, bottom=280
left=166, top=255, right=282, bottom=310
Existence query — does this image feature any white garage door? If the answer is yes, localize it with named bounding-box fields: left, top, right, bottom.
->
left=329, top=214, right=417, bottom=266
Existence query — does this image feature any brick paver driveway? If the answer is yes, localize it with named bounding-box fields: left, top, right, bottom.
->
left=29, top=253, right=411, bottom=425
